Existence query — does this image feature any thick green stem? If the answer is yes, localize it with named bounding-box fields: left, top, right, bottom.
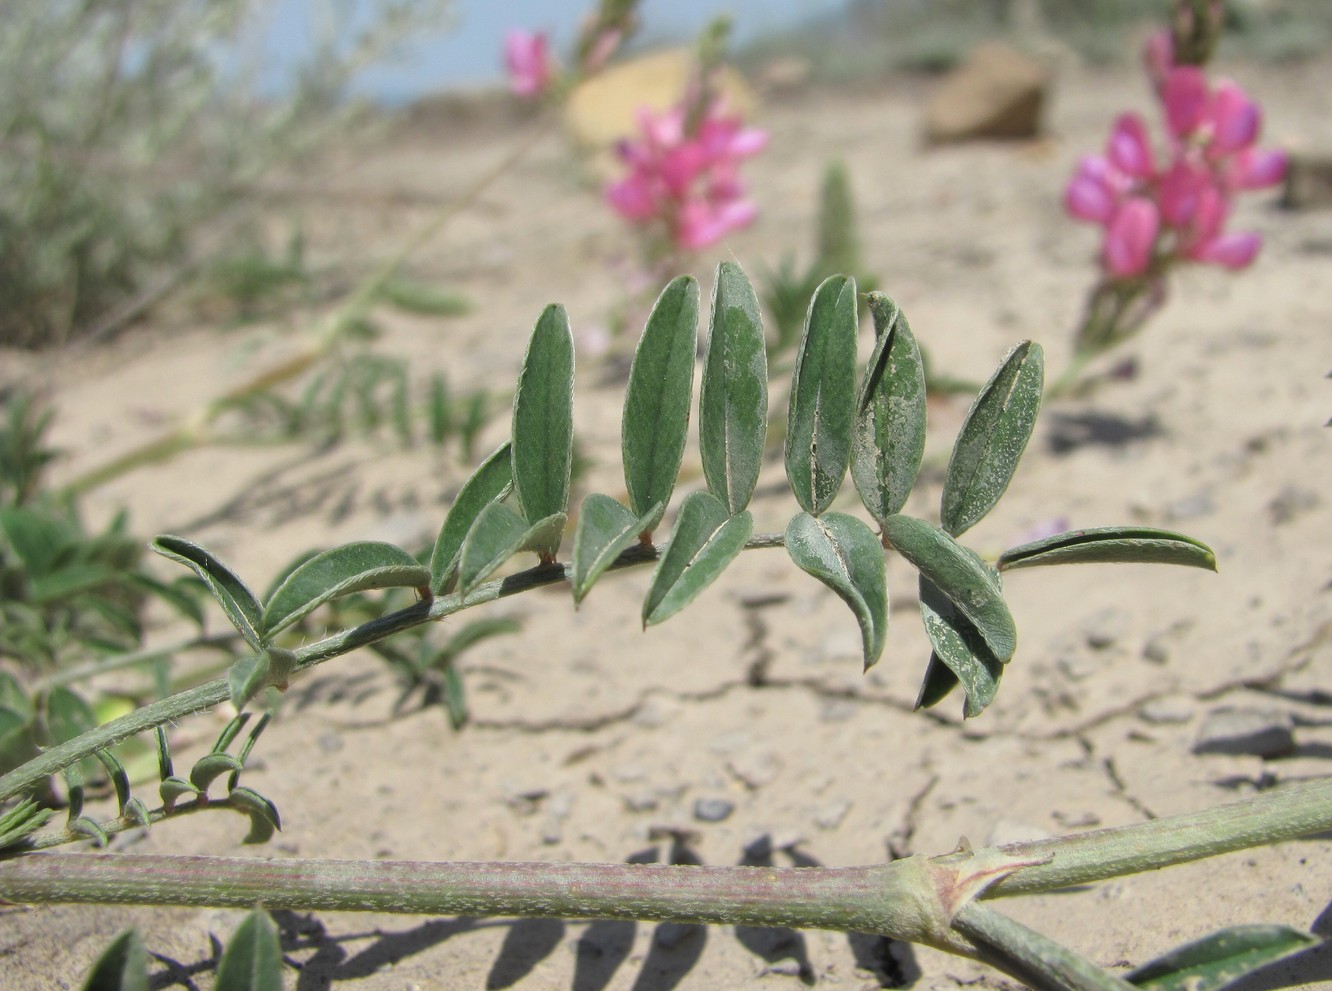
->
left=0, top=856, right=946, bottom=945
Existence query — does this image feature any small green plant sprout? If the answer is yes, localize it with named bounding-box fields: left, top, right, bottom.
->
left=0, top=264, right=1326, bottom=991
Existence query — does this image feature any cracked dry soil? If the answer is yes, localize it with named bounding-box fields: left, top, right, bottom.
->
left=2, top=52, right=1330, bottom=990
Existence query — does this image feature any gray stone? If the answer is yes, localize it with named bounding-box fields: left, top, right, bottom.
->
left=726, top=750, right=782, bottom=790
left=1084, top=608, right=1131, bottom=650
left=813, top=798, right=852, bottom=830
left=1194, top=707, right=1296, bottom=759
left=1283, top=152, right=1332, bottom=210
left=693, top=797, right=735, bottom=822
left=923, top=42, right=1049, bottom=143
left=1138, top=695, right=1195, bottom=725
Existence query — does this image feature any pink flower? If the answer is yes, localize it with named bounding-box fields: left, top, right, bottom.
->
left=606, top=99, right=767, bottom=251
left=504, top=30, right=554, bottom=98
left=1065, top=46, right=1285, bottom=283
left=1104, top=198, right=1159, bottom=278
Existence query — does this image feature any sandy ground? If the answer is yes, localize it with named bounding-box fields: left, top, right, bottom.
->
left=2, top=45, right=1331, bottom=991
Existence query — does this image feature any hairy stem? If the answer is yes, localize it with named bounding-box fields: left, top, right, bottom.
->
left=953, top=903, right=1134, bottom=991
left=980, top=775, right=1332, bottom=897
left=0, top=856, right=947, bottom=945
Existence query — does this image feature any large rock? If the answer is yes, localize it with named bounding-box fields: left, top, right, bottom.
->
left=923, top=41, right=1049, bottom=144
left=564, top=48, right=756, bottom=157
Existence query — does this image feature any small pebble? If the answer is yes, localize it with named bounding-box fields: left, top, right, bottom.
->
left=726, top=750, right=782, bottom=790
left=1142, top=637, right=1170, bottom=664
left=1193, top=707, right=1296, bottom=759
left=814, top=798, right=852, bottom=830
left=1138, top=695, right=1195, bottom=725
left=1083, top=608, right=1130, bottom=650
left=317, top=732, right=344, bottom=754
left=693, top=797, right=735, bottom=822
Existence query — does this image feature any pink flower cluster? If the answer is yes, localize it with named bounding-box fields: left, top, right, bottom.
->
left=504, top=30, right=555, bottom=98
left=1066, top=39, right=1286, bottom=280
left=606, top=102, right=768, bottom=251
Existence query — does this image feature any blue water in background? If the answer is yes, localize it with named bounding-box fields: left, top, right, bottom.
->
left=266, top=0, right=853, bottom=103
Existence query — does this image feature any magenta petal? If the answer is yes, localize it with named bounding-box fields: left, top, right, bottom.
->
left=1163, top=66, right=1209, bottom=138
left=1108, top=113, right=1156, bottom=178
left=605, top=175, right=657, bottom=221
left=504, top=30, right=553, bottom=98
left=1190, top=231, right=1261, bottom=269
left=1064, top=175, right=1116, bottom=224
left=1229, top=147, right=1288, bottom=190
left=1103, top=198, right=1159, bottom=278
left=1206, top=80, right=1261, bottom=154
left=1158, top=160, right=1210, bottom=228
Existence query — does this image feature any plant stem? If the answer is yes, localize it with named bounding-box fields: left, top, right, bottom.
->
left=953, top=903, right=1135, bottom=991
left=980, top=775, right=1332, bottom=897
left=0, top=534, right=788, bottom=805
left=0, top=856, right=943, bottom=944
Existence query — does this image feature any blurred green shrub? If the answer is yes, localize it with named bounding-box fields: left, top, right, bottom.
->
left=0, top=0, right=454, bottom=348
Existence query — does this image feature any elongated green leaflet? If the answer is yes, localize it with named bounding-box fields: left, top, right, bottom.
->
left=151, top=536, right=264, bottom=651
left=1126, top=925, right=1319, bottom=991
left=918, top=577, right=1002, bottom=717
left=940, top=341, right=1044, bottom=537
left=700, top=261, right=768, bottom=515
left=80, top=928, right=148, bottom=991
left=429, top=442, right=513, bottom=594
left=998, top=526, right=1217, bottom=573
left=571, top=494, right=660, bottom=605
left=623, top=275, right=699, bottom=530
left=851, top=294, right=927, bottom=526
left=215, top=909, right=284, bottom=991
left=643, top=491, right=752, bottom=627
left=786, top=275, right=858, bottom=515
left=882, top=514, right=1016, bottom=662
left=262, top=542, right=429, bottom=636
left=459, top=504, right=565, bottom=595
left=511, top=303, right=574, bottom=548
left=785, top=511, right=888, bottom=670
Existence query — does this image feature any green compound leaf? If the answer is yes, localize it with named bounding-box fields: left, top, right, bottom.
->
left=152, top=535, right=264, bottom=651
left=229, top=786, right=282, bottom=845
left=623, top=275, right=700, bottom=530
left=459, top=503, right=565, bottom=595
left=785, top=511, right=888, bottom=671
left=189, top=752, right=244, bottom=795
left=882, top=514, right=1016, bottom=662
left=643, top=491, right=752, bottom=627
left=700, top=261, right=768, bottom=515
left=429, top=442, right=513, bottom=594
left=785, top=274, right=858, bottom=515
left=571, top=494, right=660, bottom=605
left=216, top=909, right=284, bottom=991
left=940, top=341, right=1044, bottom=537
left=918, top=577, right=1002, bottom=717
left=851, top=293, right=927, bottom=526
left=998, top=526, right=1218, bottom=573
left=227, top=646, right=298, bottom=711
left=1127, top=925, right=1319, bottom=991
left=262, top=541, right=429, bottom=636
left=511, top=303, right=574, bottom=542
left=80, top=928, right=148, bottom=991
